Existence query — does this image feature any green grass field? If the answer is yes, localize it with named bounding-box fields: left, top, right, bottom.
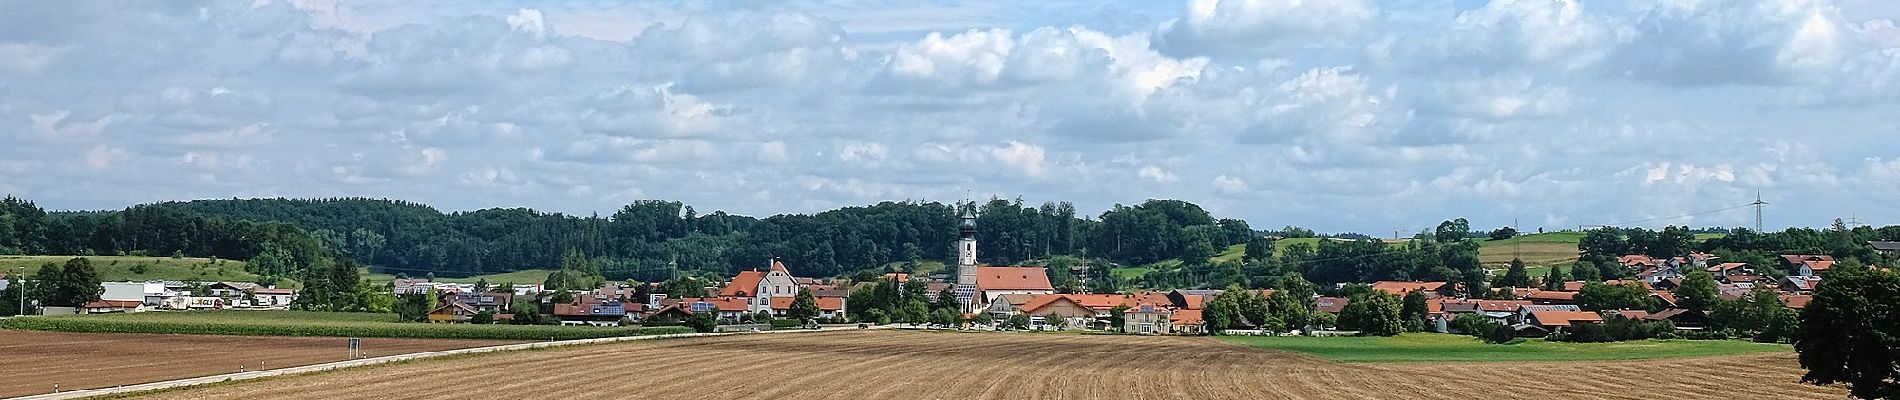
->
left=1111, top=266, right=1155, bottom=280
left=1221, top=333, right=1790, bottom=363
left=1478, top=232, right=1585, bottom=267
left=0, top=310, right=692, bottom=341
left=0, top=255, right=276, bottom=286
left=1209, top=244, right=1247, bottom=264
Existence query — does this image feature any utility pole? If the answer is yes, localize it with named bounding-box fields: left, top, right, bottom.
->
left=1513, top=218, right=1521, bottom=260
left=16, top=267, right=23, bottom=317
left=1750, top=193, right=1769, bottom=233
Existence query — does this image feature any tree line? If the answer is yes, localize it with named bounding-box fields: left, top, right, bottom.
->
left=1, top=195, right=1267, bottom=282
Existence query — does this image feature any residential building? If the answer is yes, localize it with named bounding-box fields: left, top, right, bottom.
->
left=1780, top=255, right=1836, bottom=277
left=1870, top=241, right=1900, bottom=256
left=1123, top=303, right=1173, bottom=335
left=976, top=266, right=1056, bottom=305
left=1523, top=310, right=1605, bottom=334
left=1780, top=276, right=1823, bottom=293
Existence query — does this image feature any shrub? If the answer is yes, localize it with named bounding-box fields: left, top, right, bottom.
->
left=1550, top=315, right=1678, bottom=343
left=1481, top=323, right=1519, bottom=344
left=769, top=319, right=804, bottom=329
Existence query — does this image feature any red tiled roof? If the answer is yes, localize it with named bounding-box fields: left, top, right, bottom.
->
left=882, top=273, right=911, bottom=283
left=1315, top=296, right=1349, bottom=313
left=1370, top=281, right=1445, bottom=295
left=976, top=266, right=1055, bottom=291
left=1019, top=294, right=1133, bottom=314
left=1524, top=291, right=1577, bottom=301
left=719, top=271, right=766, bottom=297
left=1170, top=309, right=1203, bottom=325
left=254, top=288, right=295, bottom=295
left=769, top=259, right=789, bottom=273
left=1614, top=310, right=1651, bottom=319
left=1529, top=310, right=1604, bottom=327
left=1651, top=292, right=1678, bottom=307
left=1781, top=254, right=1835, bottom=264
left=1708, top=262, right=1749, bottom=272
left=1563, top=280, right=1651, bottom=292
left=1619, top=255, right=1657, bottom=266
left=1780, top=295, right=1812, bottom=309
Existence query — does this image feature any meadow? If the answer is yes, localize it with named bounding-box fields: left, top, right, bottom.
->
left=0, top=255, right=270, bottom=285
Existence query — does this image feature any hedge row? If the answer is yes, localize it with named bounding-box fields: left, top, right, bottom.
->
left=0, top=316, right=695, bottom=341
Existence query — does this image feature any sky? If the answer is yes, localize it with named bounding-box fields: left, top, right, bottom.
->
left=2, top=0, right=1898, bottom=235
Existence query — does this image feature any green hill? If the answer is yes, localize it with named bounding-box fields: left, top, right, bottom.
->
left=0, top=255, right=285, bottom=286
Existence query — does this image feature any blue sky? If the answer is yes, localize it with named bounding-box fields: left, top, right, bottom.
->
left=2, top=0, right=1898, bottom=234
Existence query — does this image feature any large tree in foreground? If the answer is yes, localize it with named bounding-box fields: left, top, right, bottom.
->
left=1339, top=291, right=1403, bottom=337
left=1796, top=265, right=1900, bottom=399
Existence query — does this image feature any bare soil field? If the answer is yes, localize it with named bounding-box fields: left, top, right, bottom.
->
left=126, top=330, right=1845, bottom=400
left=0, top=330, right=518, bottom=398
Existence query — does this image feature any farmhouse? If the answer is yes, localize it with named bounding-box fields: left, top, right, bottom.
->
left=1644, top=308, right=1709, bottom=329
left=1780, top=255, right=1835, bottom=276
left=976, top=266, right=1057, bottom=305
left=1870, top=241, right=1900, bottom=256
left=1523, top=310, right=1605, bottom=334
left=1521, top=290, right=1576, bottom=305
left=1019, top=294, right=1133, bottom=329
left=1123, top=303, right=1173, bottom=334
left=427, top=302, right=482, bottom=323
left=715, top=259, right=850, bottom=319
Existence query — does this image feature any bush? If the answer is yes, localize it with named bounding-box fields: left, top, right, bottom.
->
left=1549, top=315, right=1678, bottom=343
left=1449, top=314, right=1491, bottom=336
left=769, top=318, right=804, bottom=329
left=1682, top=330, right=1730, bottom=340
left=1481, top=323, right=1519, bottom=344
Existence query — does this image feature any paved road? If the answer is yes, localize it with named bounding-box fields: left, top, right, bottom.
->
left=7, top=326, right=879, bottom=400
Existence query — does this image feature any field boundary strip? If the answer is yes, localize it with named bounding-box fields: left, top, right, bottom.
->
left=5, top=325, right=885, bottom=400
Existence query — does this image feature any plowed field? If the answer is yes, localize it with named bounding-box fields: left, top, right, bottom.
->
left=125, top=330, right=1845, bottom=400
left=0, top=330, right=518, bottom=398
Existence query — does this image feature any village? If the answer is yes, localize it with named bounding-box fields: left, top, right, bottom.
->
left=10, top=235, right=1876, bottom=344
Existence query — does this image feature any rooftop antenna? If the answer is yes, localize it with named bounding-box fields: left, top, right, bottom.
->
left=1750, top=193, right=1769, bottom=233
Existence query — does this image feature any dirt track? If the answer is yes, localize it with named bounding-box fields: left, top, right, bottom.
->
left=123, top=330, right=1846, bottom=400
left=0, top=330, right=518, bottom=398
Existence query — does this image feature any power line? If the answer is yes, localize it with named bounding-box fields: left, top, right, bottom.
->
left=1587, top=203, right=1758, bottom=229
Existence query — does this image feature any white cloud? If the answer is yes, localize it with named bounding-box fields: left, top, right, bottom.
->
left=1138, top=166, right=1178, bottom=183
left=1212, top=174, right=1248, bottom=194
left=1, top=0, right=1898, bottom=230
left=1156, top=0, right=1378, bottom=57
left=0, top=42, right=60, bottom=74
left=989, top=141, right=1047, bottom=177
left=839, top=141, right=889, bottom=163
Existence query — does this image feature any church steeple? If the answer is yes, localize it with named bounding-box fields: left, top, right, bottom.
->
left=956, top=204, right=979, bottom=314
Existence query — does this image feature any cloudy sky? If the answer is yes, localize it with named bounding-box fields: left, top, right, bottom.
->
left=2, top=0, right=1898, bottom=234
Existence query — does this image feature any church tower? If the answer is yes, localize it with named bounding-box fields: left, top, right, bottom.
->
left=956, top=205, right=979, bottom=313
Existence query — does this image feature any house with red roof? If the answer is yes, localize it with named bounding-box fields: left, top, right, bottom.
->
left=1780, top=255, right=1835, bottom=277
left=1524, top=310, right=1605, bottom=333
left=976, top=266, right=1056, bottom=304
left=715, top=259, right=849, bottom=320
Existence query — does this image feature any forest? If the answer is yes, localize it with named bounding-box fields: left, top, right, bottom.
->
left=0, top=196, right=1255, bottom=283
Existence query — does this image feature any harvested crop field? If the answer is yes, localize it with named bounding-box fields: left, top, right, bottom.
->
left=127, top=330, right=1844, bottom=400
left=0, top=330, right=518, bottom=398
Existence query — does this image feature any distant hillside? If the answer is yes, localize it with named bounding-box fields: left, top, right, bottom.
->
left=0, top=256, right=294, bottom=287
